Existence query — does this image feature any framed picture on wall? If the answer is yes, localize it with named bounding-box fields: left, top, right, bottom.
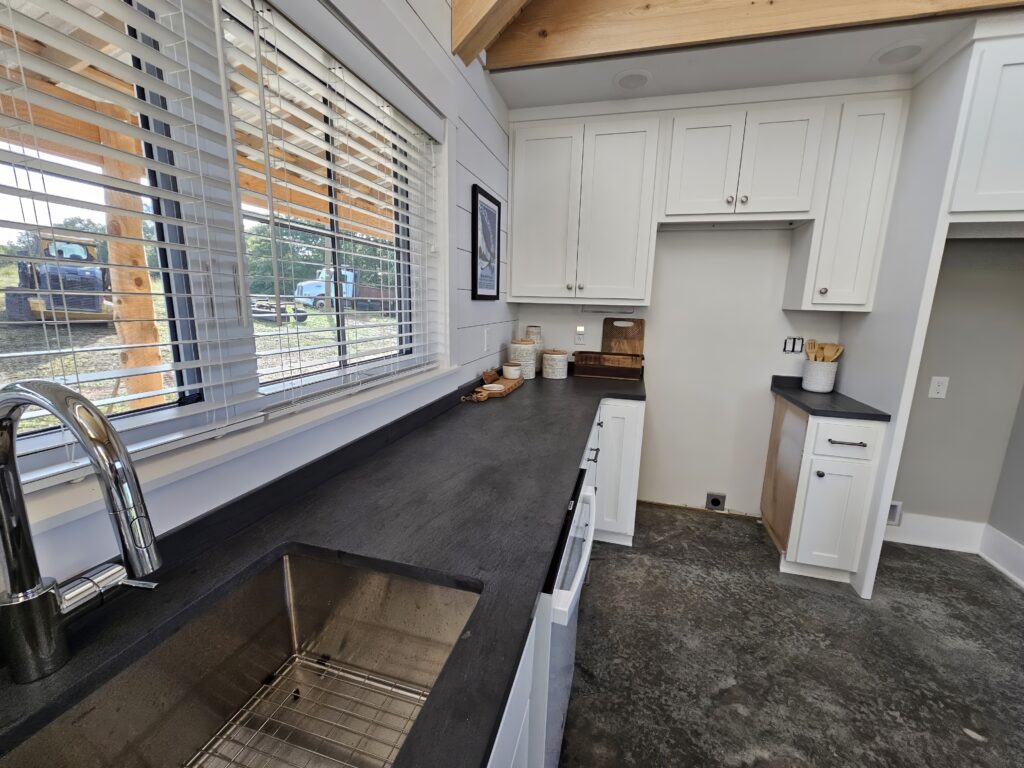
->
left=471, top=184, right=500, bottom=300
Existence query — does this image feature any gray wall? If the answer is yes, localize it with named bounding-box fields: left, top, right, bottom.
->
left=893, top=240, right=1024, bottom=523
left=990, top=383, right=1024, bottom=543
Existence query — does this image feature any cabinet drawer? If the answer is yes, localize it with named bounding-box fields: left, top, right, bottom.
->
left=812, top=422, right=879, bottom=460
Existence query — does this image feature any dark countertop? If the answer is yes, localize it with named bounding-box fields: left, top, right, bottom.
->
left=771, top=375, right=891, bottom=422
left=0, top=375, right=645, bottom=768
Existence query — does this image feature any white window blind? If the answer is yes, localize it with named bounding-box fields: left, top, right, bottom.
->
left=0, top=0, right=242, bottom=436
left=0, top=0, right=445, bottom=460
left=220, top=0, right=442, bottom=396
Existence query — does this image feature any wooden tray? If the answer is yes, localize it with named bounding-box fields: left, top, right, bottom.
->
left=461, top=375, right=525, bottom=402
left=573, top=351, right=644, bottom=381
left=602, top=318, right=645, bottom=355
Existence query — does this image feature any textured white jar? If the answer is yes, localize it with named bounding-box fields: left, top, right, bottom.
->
left=802, top=360, right=838, bottom=393
left=509, top=339, right=537, bottom=379
left=542, top=349, right=569, bottom=379
left=525, top=325, right=543, bottom=367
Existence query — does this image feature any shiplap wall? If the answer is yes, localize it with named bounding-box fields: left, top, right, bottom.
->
left=402, top=0, right=517, bottom=376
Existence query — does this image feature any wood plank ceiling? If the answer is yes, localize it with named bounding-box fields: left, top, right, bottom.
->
left=452, top=0, right=1024, bottom=70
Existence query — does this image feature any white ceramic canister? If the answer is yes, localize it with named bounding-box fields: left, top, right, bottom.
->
left=509, top=339, right=537, bottom=379
left=525, top=325, right=543, bottom=367
left=542, top=349, right=569, bottom=380
left=802, top=360, right=839, bottom=393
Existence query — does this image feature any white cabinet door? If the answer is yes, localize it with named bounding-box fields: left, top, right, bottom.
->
left=488, top=618, right=536, bottom=768
left=665, top=108, right=746, bottom=215
left=813, top=97, right=903, bottom=306
left=736, top=102, right=825, bottom=213
left=594, top=400, right=645, bottom=544
left=952, top=37, right=1024, bottom=212
left=576, top=118, right=659, bottom=300
left=795, top=458, right=871, bottom=571
left=510, top=124, right=584, bottom=298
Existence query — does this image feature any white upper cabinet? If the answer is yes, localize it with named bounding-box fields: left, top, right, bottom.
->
left=737, top=102, right=825, bottom=214
left=664, top=101, right=825, bottom=216
left=576, top=118, right=659, bottom=300
left=665, top=109, right=745, bottom=215
left=952, top=37, right=1024, bottom=213
left=510, top=118, right=658, bottom=304
left=510, top=123, right=583, bottom=299
left=812, top=97, right=903, bottom=307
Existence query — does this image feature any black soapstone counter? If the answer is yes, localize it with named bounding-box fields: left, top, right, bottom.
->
left=771, top=375, right=891, bottom=422
left=0, top=375, right=645, bottom=767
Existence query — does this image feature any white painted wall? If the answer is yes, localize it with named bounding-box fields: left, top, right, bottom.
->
left=836, top=47, right=974, bottom=598
left=22, top=0, right=516, bottom=582
left=893, top=240, right=1024, bottom=525
left=519, top=228, right=841, bottom=516
left=990, top=383, right=1024, bottom=544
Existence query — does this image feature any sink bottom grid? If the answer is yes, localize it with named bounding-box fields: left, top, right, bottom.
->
left=185, top=652, right=429, bottom=768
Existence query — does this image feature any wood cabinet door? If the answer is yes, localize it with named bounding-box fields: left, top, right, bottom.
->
left=813, top=97, right=903, bottom=306
left=665, top=108, right=746, bottom=215
left=736, top=102, right=825, bottom=213
left=952, top=37, right=1024, bottom=212
left=595, top=400, right=645, bottom=540
left=795, top=458, right=871, bottom=571
left=510, top=123, right=584, bottom=298
left=576, top=117, right=660, bottom=300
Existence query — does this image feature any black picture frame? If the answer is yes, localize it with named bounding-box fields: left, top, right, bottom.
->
left=471, top=184, right=501, bottom=300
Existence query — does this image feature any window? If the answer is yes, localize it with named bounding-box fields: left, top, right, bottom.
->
left=0, top=0, right=442, bottom=454
left=221, top=0, right=441, bottom=391
left=0, top=0, right=232, bottom=436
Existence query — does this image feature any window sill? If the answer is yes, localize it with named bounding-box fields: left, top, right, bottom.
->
left=23, top=364, right=462, bottom=534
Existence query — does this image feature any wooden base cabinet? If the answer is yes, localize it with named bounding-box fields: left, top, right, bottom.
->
left=593, top=399, right=646, bottom=547
left=762, top=396, right=886, bottom=577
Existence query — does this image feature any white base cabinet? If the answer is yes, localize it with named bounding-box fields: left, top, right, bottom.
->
left=488, top=617, right=537, bottom=768
left=762, top=396, right=887, bottom=576
left=592, top=399, right=646, bottom=547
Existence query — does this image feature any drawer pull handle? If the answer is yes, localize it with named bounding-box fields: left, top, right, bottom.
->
left=586, top=447, right=601, bottom=463
left=828, top=439, right=868, bottom=448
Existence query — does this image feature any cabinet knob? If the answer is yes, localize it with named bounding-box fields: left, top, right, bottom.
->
left=819, top=287, right=829, bottom=295
left=816, top=470, right=826, bottom=478
left=566, top=283, right=573, bottom=290
left=739, top=194, right=749, bottom=204
left=726, top=195, right=735, bottom=204
left=577, top=283, right=585, bottom=290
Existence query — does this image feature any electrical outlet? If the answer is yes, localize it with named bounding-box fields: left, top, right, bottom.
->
left=483, top=327, right=491, bottom=353
left=928, top=376, right=949, bottom=399
left=705, top=492, right=727, bottom=512
left=574, top=325, right=586, bottom=345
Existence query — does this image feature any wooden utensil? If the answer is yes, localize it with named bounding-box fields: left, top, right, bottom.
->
left=805, top=340, right=818, bottom=361
left=827, top=344, right=845, bottom=362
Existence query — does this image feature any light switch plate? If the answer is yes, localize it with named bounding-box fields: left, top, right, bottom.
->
left=574, top=325, right=586, bottom=345
left=928, top=376, right=949, bottom=399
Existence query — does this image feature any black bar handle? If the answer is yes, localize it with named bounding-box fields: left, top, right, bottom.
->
left=828, top=439, right=868, bottom=448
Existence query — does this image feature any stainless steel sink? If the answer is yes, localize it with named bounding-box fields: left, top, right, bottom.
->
left=3, top=549, right=479, bottom=768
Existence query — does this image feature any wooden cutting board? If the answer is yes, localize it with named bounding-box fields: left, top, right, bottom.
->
left=601, top=318, right=645, bottom=355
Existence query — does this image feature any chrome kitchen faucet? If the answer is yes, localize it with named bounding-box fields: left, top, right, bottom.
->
left=0, top=380, right=161, bottom=683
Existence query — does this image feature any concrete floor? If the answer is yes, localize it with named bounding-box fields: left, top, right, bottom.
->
left=560, top=504, right=1024, bottom=768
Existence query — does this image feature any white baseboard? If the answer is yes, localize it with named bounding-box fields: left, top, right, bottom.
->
left=595, top=530, right=633, bottom=547
left=779, top=556, right=851, bottom=584
left=883, top=512, right=985, bottom=553
left=979, top=525, right=1024, bottom=591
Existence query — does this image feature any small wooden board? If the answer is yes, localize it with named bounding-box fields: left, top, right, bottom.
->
left=602, top=318, right=645, bottom=355
left=462, top=375, right=525, bottom=402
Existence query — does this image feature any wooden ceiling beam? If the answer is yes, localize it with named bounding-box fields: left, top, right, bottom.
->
left=484, top=0, right=1024, bottom=70
left=452, top=0, right=533, bottom=65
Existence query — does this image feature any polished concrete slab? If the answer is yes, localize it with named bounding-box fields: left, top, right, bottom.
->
left=561, top=504, right=1024, bottom=768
